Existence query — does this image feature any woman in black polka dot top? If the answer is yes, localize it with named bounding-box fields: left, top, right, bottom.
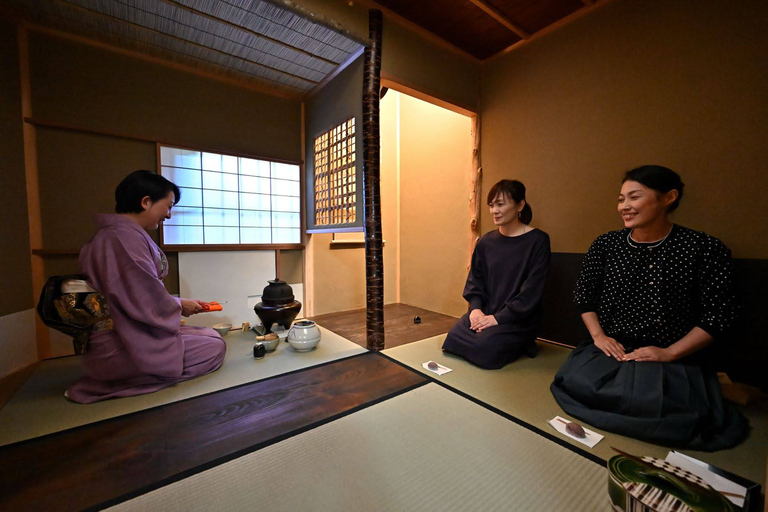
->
left=550, top=165, right=748, bottom=451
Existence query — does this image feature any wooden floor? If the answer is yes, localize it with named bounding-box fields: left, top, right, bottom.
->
left=309, top=303, right=458, bottom=349
left=0, top=353, right=428, bottom=512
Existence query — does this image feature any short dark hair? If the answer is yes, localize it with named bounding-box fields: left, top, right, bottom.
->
left=115, top=170, right=180, bottom=214
left=486, top=179, right=533, bottom=225
left=622, top=165, right=684, bottom=212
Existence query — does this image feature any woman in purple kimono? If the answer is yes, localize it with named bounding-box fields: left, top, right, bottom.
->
left=66, top=171, right=226, bottom=403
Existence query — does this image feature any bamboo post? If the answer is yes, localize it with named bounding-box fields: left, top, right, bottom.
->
left=468, top=114, right=482, bottom=269
left=362, top=9, right=385, bottom=351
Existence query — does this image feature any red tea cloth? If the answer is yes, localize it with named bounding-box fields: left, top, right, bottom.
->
left=200, top=301, right=223, bottom=312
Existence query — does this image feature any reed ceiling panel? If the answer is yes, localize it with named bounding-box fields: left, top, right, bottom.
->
left=9, top=0, right=365, bottom=96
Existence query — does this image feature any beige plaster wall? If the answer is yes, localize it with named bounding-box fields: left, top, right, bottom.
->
left=481, top=0, right=768, bottom=258
left=398, top=94, right=472, bottom=317
left=29, top=33, right=301, bottom=162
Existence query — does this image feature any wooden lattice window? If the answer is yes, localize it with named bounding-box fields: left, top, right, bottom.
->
left=313, top=118, right=356, bottom=226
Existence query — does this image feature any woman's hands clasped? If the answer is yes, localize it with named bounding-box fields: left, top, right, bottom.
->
left=180, top=298, right=204, bottom=317
left=469, top=309, right=498, bottom=332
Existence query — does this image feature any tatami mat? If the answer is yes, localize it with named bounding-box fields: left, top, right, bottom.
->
left=0, top=325, right=365, bottom=446
left=384, top=335, right=768, bottom=486
left=108, top=383, right=610, bottom=512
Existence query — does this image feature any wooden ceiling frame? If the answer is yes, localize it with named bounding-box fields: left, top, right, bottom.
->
left=468, top=0, right=530, bottom=40
left=156, top=0, right=341, bottom=68
left=484, top=0, right=609, bottom=63
left=380, top=76, right=477, bottom=118
left=48, top=0, right=319, bottom=87
left=353, top=0, right=481, bottom=65
left=303, top=46, right=365, bottom=100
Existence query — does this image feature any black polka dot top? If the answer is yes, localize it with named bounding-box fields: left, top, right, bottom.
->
left=574, top=224, right=736, bottom=348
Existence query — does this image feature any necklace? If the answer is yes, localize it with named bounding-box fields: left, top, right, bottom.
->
left=627, top=225, right=673, bottom=249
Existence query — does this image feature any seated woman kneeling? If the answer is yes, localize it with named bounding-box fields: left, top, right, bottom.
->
left=442, top=180, right=551, bottom=369
left=550, top=165, right=748, bottom=451
left=66, top=171, right=226, bottom=404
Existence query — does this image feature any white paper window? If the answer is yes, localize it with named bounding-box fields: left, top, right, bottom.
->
left=160, top=145, right=301, bottom=246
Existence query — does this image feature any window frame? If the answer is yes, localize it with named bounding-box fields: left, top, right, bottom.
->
left=306, top=116, right=364, bottom=233
left=156, top=143, right=305, bottom=251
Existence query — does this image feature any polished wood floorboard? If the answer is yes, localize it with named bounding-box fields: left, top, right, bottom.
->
left=309, top=303, right=459, bottom=349
left=0, top=353, right=427, bottom=512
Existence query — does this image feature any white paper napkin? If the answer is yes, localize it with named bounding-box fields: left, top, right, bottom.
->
left=548, top=416, right=603, bottom=448
left=422, top=361, right=452, bottom=376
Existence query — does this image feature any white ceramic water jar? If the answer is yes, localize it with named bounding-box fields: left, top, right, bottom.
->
left=287, top=320, right=321, bottom=352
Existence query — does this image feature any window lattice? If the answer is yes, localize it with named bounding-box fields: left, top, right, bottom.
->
left=159, top=145, right=301, bottom=246
left=313, top=118, right=356, bottom=226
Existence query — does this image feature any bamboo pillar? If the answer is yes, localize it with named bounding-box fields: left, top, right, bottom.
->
left=362, top=9, right=385, bottom=351
left=468, top=114, right=482, bottom=269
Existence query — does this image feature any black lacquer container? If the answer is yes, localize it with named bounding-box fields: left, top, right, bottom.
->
left=253, top=278, right=302, bottom=333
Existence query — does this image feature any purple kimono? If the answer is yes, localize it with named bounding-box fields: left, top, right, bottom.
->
left=66, top=214, right=226, bottom=404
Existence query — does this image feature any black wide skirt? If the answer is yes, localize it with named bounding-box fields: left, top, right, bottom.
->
left=550, top=343, right=749, bottom=451
left=441, top=313, right=537, bottom=370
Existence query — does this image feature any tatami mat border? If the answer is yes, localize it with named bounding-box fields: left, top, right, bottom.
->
left=0, top=350, right=371, bottom=451
left=87, top=367, right=430, bottom=511
left=378, top=352, right=606, bottom=467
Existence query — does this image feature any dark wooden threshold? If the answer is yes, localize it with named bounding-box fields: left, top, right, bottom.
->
left=0, top=353, right=428, bottom=511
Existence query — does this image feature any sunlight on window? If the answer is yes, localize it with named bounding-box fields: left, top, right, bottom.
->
left=313, top=118, right=356, bottom=226
left=160, top=146, right=301, bottom=246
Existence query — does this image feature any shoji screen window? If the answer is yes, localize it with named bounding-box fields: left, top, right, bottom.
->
left=307, top=117, right=360, bottom=232
left=159, top=145, right=301, bottom=247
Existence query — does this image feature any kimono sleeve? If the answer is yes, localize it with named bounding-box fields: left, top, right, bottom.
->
left=90, top=230, right=185, bottom=377
left=574, top=234, right=608, bottom=314
left=695, top=236, right=737, bottom=338
left=494, top=234, right=551, bottom=324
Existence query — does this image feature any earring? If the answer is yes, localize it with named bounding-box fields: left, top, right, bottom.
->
left=518, top=211, right=522, bottom=219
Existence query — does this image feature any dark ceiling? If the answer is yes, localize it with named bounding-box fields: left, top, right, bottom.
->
left=372, top=0, right=597, bottom=60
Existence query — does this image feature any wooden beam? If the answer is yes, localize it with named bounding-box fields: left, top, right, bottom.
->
left=468, top=0, right=530, bottom=39
left=362, top=9, right=385, bottom=351
left=25, top=23, right=300, bottom=99
left=300, top=102, right=314, bottom=317
left=380, top=77, right=477, bottom=117
left=303, top=46, right=365, bottom=100
left=582, top=0, right=595, bottom=5
left=49, top=0, right=318, bottom=85
left=18, top=25, right=50, bottom=360
left=469, top=114, right=482, bottom=270
left=156, top=0, right=340, bottom=67
left=485, top=0, right=613, bottom=63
